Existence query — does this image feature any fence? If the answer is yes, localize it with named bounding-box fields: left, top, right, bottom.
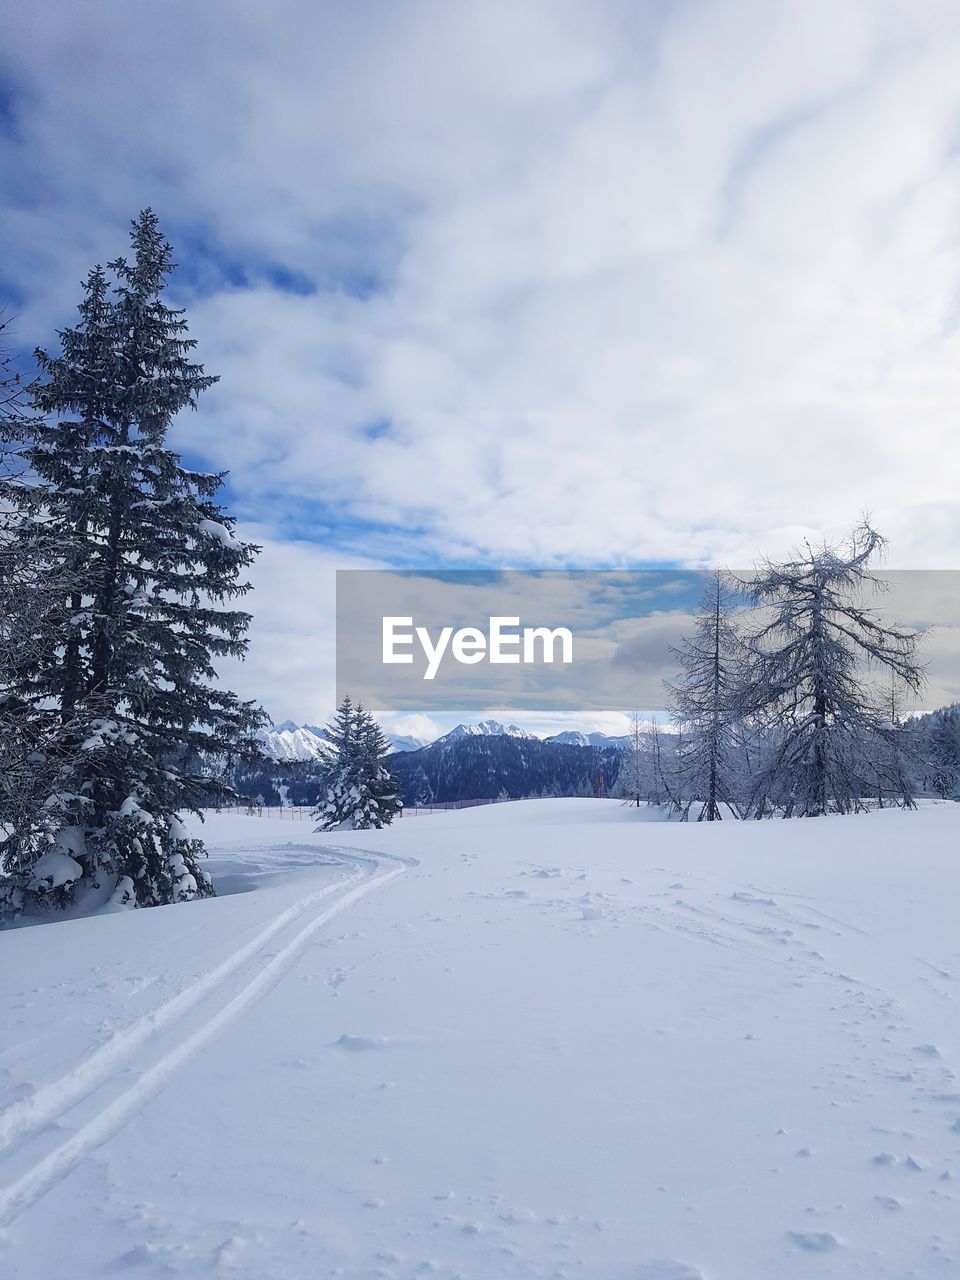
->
left=211, top=796, right=515, bottom=821
left=401, top=797, right=511, bottom=815
left=213, top=804, right=314, bottom=821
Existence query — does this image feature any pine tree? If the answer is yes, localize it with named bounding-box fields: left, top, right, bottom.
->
left=356, top=708, right=403, bottom=827
left=613, top=711, right=646, bottom=806
left=741, top=520, right=923, bottom=817
left=314, top=694, right=359, bottom=829
left=0, top=211, right=266, bottom=914
left=314, top=696, right=402, bottom=830
left=1, top=315, right=71, bottom=915
left=667, top=570, right=746, bottom=820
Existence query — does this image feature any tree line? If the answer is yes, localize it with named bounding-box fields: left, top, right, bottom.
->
left=614, top=523, right=948, bottom=819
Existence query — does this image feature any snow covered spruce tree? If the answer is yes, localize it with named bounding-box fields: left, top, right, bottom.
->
left=0, top=211, right=266, bottom=914
left=314, top=695, right=402, bottom=830
left=666, top=570, right=746, bottom=820
left=741, top=521, right=923, bottom=818
left=0, top=529, right=71, bottom=916
left=0, top=315, right=75, bottom=915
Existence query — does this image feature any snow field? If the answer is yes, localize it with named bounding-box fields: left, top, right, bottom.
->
left=1, top=799, right=959, bottom=1278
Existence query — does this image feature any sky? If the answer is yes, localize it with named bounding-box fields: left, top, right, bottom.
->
left=3, top=1, right=960, bottom=730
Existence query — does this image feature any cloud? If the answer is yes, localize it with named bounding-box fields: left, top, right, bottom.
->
left=212, top=528, right=382, bottom=724
left=3, top=2, right=960, bottom=716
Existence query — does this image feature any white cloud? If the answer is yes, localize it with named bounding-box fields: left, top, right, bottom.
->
left=4, top=2, right=960, bottom=715
left=212, top=528, right=381, bottom=724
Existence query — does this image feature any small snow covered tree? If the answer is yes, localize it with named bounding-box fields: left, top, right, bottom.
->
left=741, top=521, right=923, bottom=818
left=357, top=709, right=403, bottom=826
left=314, top=694, right=358, bottom=829
left=0, top=212, right=266, bottom=914
left=917, top=703, right=960, bottom=798
left=667, top=570, right=746, bottom=820
left=613, top=712, right=646, bottom=806
left=314, top=696, right=402, bottom=830
left=644, top=717, right=685, bottom=811
left=861, top=673, right=920, bottom=809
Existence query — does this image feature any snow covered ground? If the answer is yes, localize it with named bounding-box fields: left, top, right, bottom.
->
left=2, top=800, right=960, bottom=1279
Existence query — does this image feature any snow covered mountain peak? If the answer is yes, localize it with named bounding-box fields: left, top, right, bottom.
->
left=258, top=722, right=426, bottom=761
left=258, top=723, right=327, bottom=762
left=439, top=719, right=540, bottom=743
left=545, top=729, right=631, bottom=749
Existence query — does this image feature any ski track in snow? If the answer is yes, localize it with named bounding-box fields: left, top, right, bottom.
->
left=0, top=846, right=410, bottom=1229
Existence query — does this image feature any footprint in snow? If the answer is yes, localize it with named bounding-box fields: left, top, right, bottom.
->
left=335, top=1034, right=390, bottom=1051
left=788, top=1231, right=842, bottom=1252
left=499, top=1207, right=536, bottom=1224
left=631, top=1262, right=704, bottom=1279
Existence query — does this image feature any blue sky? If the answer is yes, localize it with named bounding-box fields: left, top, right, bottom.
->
left=3, top=1, right=960, bottom=727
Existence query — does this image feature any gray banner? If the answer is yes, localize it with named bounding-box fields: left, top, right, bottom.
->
left=336, top=569, right=959, bottom=717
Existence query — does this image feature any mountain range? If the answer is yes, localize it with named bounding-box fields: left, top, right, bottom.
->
left=389, top=733, right=623, bottom=805
left=258, top=719, right=630, bottom=762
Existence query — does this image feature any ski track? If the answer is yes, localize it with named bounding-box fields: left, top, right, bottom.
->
left=0, top=846, right=409, bottom=1228
left=0, top=858, right=361, bottom=1156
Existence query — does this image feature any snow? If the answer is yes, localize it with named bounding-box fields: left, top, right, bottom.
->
left=2, top=799, right=960, bottom=1278
left=198, top=517, right=233, bottom=545
left=259, top=722, right=426, bottom=762
left=108, top=875, right=136, bottom=909
left=54, top=826, right=87, bottom=861
left=258, top=722, right=329, bottom=762
left=27, top=850, right=82, bottom=892
left=118, top=795, right=152, bottom=823
left=440, top=719, right=540, bottom=742
left=545, top=729, right=631, bottom=748
left=167, top=851, right=197, bottom=899
left=167, top=815, right=190, bottom=842
left=386, top=732, right=427, bottom=754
